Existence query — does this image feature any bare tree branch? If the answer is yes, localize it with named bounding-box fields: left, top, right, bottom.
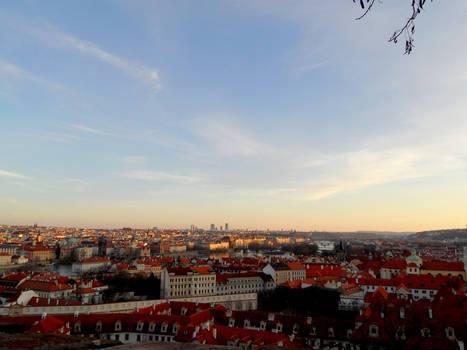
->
left=354, top=0, right=433, bottom=54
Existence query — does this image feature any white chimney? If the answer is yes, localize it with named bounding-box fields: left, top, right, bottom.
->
left=428, top=307, right=433, bottom=319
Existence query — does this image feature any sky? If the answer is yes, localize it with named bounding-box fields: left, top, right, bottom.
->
left=1, top=1, right=467, bottom=231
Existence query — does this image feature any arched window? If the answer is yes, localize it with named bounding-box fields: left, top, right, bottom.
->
left=115, top=321, right=122, bottom=332
left=445, top=327, right=455, bottom=340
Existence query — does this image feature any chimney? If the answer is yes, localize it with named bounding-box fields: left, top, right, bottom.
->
left=428, top=307, right=433, bottom=319
left=213, top=327, right=217, bottom=339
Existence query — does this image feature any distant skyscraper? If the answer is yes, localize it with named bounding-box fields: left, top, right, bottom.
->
left=219, top=225, right=223, bottom=231
left=210, top=224, right=215, bottom=231
left=225, top=223, right=229, bottom=231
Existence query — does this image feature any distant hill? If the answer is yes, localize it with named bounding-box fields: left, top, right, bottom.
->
left=409, top=228, right=467, bottom=241
left=310, top=231, right=413, bottom=240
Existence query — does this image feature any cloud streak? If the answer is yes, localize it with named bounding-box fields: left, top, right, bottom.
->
left=192, top=117, right=268, bottom=157
left=0, top=169, right=31, bottom=180
left=68, top=123, right=113, bottom=136
left=0, top=198, right=18, bottom=204
left=0, top=60, right=66, bottom=90
left=122, top=170, right=202, bottom=185
left=4, top=15, right=162, bottom=91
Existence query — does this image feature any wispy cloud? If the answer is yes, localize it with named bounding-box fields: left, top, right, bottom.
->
left=120, top=156, right=147, bottom=165
left=38, top=132, right=81, bottom=143
left=68, top=123, right=113, bottom=136
left=12, top=181, right=47, bottom=193
left=0, top=60, right=66, bottom=90
left=122, top=170, right=202, bottom=185
left=1, top=13, right=162, bottom=91
left=0, top=169, right=31, bottom=180
left=64, top=178, right=89, bottom=193
left=0, top=198, right=18, bottom=204
left=192, top=117, right=268, bottom=157
left=297, top=61, right=328, bottom=72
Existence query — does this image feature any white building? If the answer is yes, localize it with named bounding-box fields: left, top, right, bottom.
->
left=316, top=241, right=335, bottom=253
left=72, top=257, right=110, bottom=274
left=216, top=272, right=274, bottom=295
left=160, top=267, right=216, bottom=299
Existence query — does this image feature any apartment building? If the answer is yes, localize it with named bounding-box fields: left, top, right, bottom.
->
left=216, top=272, right=274, bottom=295
left=160, top=266, right=216, bottom=299
left=263, top=262, right=306, bottom=287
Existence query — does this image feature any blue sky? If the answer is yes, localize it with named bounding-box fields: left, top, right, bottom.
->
left=1, top=1, right=467, bottom=231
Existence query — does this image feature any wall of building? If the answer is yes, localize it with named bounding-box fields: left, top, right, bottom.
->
left=0, top=293, right=257, bottom=316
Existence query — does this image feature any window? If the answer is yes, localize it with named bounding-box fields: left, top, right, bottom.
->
left=421, top=328, right=430, bottom=337
left=137, top=334, right=141, bottom=342
left=369, top=325, right=379, bottom=337
left=446, top=327, right=455, bottom=339
left=125, top=334, right=129, bottom=341
left=115, top=321, right=121, bottom=331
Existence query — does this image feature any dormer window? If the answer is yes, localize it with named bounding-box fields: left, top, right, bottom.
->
left=181, top=308, right=187, bottom=315
left=445, top=327, right=455, bottom=340
left=276, top=323, right=283, bottom=332
left=137, top=321, right=144, bottom=331
left=243, top=319, right=250, bottom=328
left=115, top=321, right=122, bottom=331
left=149, top=322, right=155, bottom=332
left=173, top=324, right=179, bottom=334
left=328, top=327, right=334, bottom=337
left=310, top=327, right=316, bottom=336
left=260, top=321, right=266, bottom=330
left=74, top=322, right=81, bottom=333
left=95, top=321, right=102, bottom=332
left=421, top=328, right=430, bottom=337
left=161, top=323, right=168, bottom=332
left=228, top=318, right=235, bottom=327
left=347, top=329, right=353, bottom=339
left=293, top=324, right=299, bottom=333
left=369, top=324, right=379, bottom=337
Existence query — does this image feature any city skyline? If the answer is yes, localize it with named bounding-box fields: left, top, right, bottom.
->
left=2, top=1, right=467, bottom=231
